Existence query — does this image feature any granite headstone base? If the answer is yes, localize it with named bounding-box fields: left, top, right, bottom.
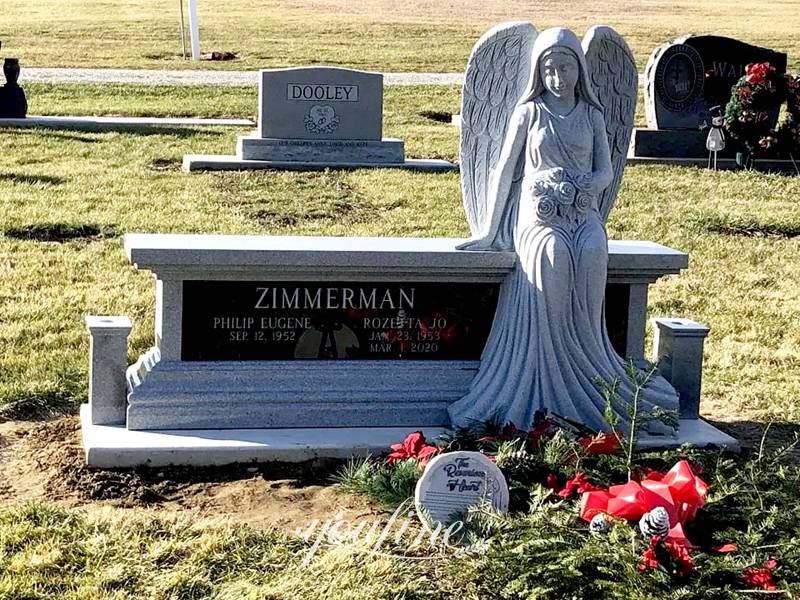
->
left=237, top=134, right=405, bottom=163
left=184, top=133, right=455, bottom=171
left=126, top=360, right=478, bottom=430
left=80, top=407, right=739, bottom=468
left=627, top=128, right=800, bottom=172
left=183, top=154, right=457, bottom=172
left=629, top=128, right=735, bottom=159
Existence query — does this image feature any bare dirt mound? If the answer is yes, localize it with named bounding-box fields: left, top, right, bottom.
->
left=0, top=417, right=381, bottom=531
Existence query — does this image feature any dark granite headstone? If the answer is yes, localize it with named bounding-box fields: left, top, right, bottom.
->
left=645, top=35, right=787, bottom=130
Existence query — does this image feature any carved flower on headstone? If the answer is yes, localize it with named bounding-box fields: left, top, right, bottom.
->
left=304, top=104, right=341, bottom=134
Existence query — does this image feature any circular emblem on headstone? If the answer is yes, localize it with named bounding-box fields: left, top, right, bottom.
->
left=304, top=104, right=340, bottom=134
left=654, top=44, right=705, bottom=111
left=415, top=451, right=509, bottom=529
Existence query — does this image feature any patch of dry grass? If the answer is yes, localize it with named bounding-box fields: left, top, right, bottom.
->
left=2, top=0, right=799, bottom=72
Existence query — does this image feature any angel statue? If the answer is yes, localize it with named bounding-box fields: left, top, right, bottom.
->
left=449, top=24, right=679, bottom=433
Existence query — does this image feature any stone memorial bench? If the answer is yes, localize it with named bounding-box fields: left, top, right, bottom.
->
left=81, top=234, right=736, bottom=466
left=120, top=234, right=688, bottom=429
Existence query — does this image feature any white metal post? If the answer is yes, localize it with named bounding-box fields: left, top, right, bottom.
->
left=187, top=0, right=201, bottom=61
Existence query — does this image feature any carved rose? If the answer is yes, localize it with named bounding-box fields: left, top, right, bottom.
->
left=574, top=191, right=592, bottom=213
left=555, top=181, right=576, bottom=204
left=535, top=197, right=557, bottom=221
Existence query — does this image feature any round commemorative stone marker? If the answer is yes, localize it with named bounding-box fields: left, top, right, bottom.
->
left=415, top=451, right=509, bottom=529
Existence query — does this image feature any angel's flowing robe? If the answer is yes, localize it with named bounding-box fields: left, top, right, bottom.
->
left=448, top=98, right=679, bottom=432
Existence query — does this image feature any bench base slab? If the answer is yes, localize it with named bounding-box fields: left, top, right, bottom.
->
left=81, top=404, right=739, bottom=468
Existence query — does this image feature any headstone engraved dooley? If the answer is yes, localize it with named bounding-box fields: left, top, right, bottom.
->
left=183, top=66, right=455, bottom=172
left=415, top=451, right=509, bottom=528
left=259, top=68, right=378, bottom=140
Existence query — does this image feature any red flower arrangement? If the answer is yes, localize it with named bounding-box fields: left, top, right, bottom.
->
left=725, top=62, right=800, bottom=160
left=476, top=419, right=560, bottom=449
left=554, top=472, right=601, bottom=499
left=386, top=431, right=440, bottom=466
left=578, top=431, right=621, bottom=455
left=742, top=559, right=779, bottom=591
left=638, top=536, right=661, bottom=572
left=745, top=61, right=775, bottom=85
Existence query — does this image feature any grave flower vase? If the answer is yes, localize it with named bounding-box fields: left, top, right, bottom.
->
left=3, top=58, right=20, bottom=87
left=735, top=151, right=754, bottom=170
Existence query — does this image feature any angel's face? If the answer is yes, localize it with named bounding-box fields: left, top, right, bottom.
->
left=540, top=49, right=579, bottom=100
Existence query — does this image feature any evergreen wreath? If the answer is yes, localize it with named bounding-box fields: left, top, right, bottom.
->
left=724, top=62, right=800, bottom=160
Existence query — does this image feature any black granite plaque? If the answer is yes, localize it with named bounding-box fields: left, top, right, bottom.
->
left=181, top=281, right=500, bottom=361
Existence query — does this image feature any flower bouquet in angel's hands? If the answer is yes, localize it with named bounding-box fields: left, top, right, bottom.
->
left=530, top=167, right=594, bottom=228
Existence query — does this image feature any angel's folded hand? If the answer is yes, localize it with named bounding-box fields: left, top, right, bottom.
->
left=456, top=236, right=498, bottom=251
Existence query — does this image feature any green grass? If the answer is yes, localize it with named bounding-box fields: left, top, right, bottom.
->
left=2, top=83, right=799, bottom=423
left=0, top=502, right=447, bottom=599
left=2, top=0, right=800, bottom=72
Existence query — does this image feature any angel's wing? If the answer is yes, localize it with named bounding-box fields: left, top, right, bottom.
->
left=582, top=26, right=638, bottom=222
left=460, top=21, right=537, bottom=235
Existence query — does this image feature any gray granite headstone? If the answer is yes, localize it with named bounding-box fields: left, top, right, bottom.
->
left=258, top=67, right=382, bottom=141
left=183, top=64, right=458, bottom=170
left=233, top=66, right=404, bottom=165
left=645, top=35, right=787, bottom=130
left=415, top=451, right=509, bottom=528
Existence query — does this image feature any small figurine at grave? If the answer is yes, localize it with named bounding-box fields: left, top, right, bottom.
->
left=452, top=24, right=679, bottom=432
left=0, top=44, right=28, bottom=119
left=704, top=105, right=726, bottom=170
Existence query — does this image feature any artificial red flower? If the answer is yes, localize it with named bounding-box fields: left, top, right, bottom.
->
left=712, top=543, right=738, bottom=554
left=528, top=418, right=557, bottom=443
left=665, top=540, right=695, bottom=576
left=637, top=536, right=661, bottom=572
left=742, top=559, right=779, bottom=591
left=557, top=472, right=601, bottom=498
left=759, top=136, right=777, bottom=149
left=745, top=62, right=774, bottom=85
left=578, top=432, right=621, bottom=455
left=386, top=431, right=440, bottom=466
left=546, top=473, right=560, bottom=490
left=500, top=423, right=523, bottom=439
left=736, top=86, right=755, bottom=101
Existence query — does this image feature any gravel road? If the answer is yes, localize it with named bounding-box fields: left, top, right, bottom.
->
left=21, top=68, right=465, bottom=87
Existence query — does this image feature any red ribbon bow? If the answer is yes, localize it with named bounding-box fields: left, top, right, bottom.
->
left=579, top=460, right=708, bottom=545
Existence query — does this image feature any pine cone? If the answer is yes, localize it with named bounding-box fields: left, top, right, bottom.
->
left=589, top=513, right=611, bottom=535
left=639, top=506, right=670, bottom=539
